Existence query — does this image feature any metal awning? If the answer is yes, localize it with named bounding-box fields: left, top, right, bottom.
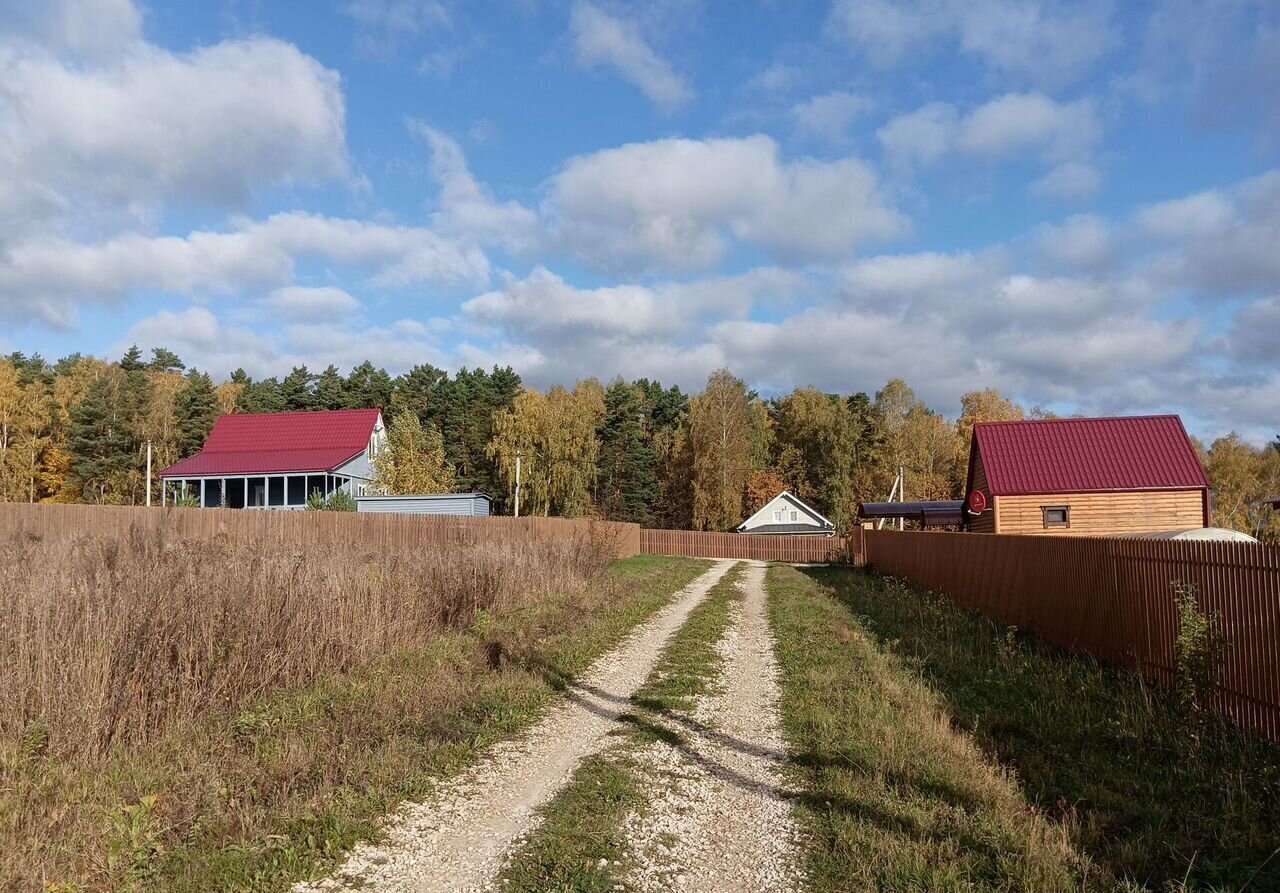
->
left=857, top=500, right=964, bottom=528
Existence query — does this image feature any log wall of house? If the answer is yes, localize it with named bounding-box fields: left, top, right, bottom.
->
left=993, top=489, right=1206, bottom=535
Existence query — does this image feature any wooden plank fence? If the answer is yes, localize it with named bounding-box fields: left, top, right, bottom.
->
left=863, top=529, right=1280, bottom=741
left=641, top=528, right=860, bottom=564
left=0, top=503, right=642, bottom=558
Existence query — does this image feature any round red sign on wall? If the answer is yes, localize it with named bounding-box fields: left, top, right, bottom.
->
left=968, top=490, right=988, bottom=513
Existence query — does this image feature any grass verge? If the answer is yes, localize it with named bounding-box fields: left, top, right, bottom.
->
left=809, top=566, right=1280, bottom=892
left=768, top=563, right=1094, bottom=893
left=4, top=554, right=711, bottom=893
left=498, top=561, right=747, bottom=893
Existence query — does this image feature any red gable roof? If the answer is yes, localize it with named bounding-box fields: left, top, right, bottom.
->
left=970, top=414, right=1210, bottom=496
left=160, top=409, right=381, bottom=477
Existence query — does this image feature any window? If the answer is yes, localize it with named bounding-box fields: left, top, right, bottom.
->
left=247, top=477, right=266, bottom=507
left=1042, top=505, right=1070, bottom=528
left=773, top=510, right=783, bottom=522
left=790, top=510, right=798, bottom=521
left=268, top=477, right=285, bottom=506
left=287, top=476, right=306, bottom=505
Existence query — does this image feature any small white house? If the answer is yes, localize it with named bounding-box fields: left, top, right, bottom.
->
left=737, top=490, right=836, bottom=537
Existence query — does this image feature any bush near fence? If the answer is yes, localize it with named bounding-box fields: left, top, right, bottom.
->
left=863, top=529, right=1280, bottom=741
left=0, top=503, right=641, bottom=558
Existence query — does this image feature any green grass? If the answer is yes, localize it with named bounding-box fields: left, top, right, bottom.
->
left=499, top=562, right=747, bottom=892
left=6, top=555, right=711, bottom=893
left=768, top=563, right=1093, bottom=893
left=799, top=566, right=1280, bottom=892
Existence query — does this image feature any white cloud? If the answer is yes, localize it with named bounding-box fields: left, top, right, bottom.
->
left=840, top=250, right=1009, bottom=299
left=954, top=93, right=1099, bottom=161
left=1033, top=214, right=1114, bottom=272
left=1, top=0, right=142, bottom=58
left=1136, top=171, right=1280, bottom=294
left=0, top=36, right=349, bottom=238
left=123, top=305, right=454, bottom=380
left=464, top=265, right=805, bottom=344
left=263, top=286, right=363, bottom=322
left=875, top=102, right=959, bottom=167
left=410, top=122, right=542, bottom=253
left=1124, top=0, right=1280, bottom=145
left=1030, top=161, right=1103, bottom=201
left=545, top=135, right=908, bottom=271
left=1226, top=296, right=1280, bottom=366
left=569, top=2, right=692, bottom=111
left=343, top=0, right=449, bottom=33
left=790, top=91, right=873, bottom=142
left=123, top=307, right=279, bottom=375
left=0, top=213, right=489, bottom=327
left=878, top=93, right=1102, bottom=191
left=747, top=62, right=803, bottom=93
left=827, top=0, right=1118, bottom=88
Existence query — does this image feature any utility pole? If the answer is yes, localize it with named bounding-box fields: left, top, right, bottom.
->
left=514, top=450, right=522, bottom=518
left=899, top=465, right=905, bottom=531
left=146, top=440, right=153, bottom=507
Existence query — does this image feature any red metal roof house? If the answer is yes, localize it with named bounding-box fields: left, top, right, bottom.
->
left=963, top=415, right=1211, bottom=535
left=159, top=409, right=385, bottom=509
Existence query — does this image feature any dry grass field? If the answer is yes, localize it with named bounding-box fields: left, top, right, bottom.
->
left=0, top=524, right=707, bottom=892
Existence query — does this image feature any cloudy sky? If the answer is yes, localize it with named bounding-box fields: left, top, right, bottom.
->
left=1, top=0, right=1278, bottom=441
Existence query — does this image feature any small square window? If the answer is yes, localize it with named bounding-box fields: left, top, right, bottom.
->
left=1042, top=505, right=1070, bottom=528
left=790, top=510, right=798, bottom=521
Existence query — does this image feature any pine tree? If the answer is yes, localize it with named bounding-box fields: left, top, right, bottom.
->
left=280, top=365, right=317, bottom=411
left=68, top=376, right=131, bottom=503
left=174, top=370, right=220, bottom=458
left=237, top=376, right=286, bottom=414
left=117, top=348, right=154, bottom=503
left=445, top=366, right=520, bottom=506
left=343, top=361, right=393, bottom=409
left=314, top=365, right=348, bottom=410
left=148, top=347, right=185, bottom=372
left=119, top=345, right=146, bottom=373
left=391, top=363, right=449, bottom=425
left=596, top=380, right=658, bottom=523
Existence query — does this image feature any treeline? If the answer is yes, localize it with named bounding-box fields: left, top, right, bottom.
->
left=1, top=350, right=1277, bottom=540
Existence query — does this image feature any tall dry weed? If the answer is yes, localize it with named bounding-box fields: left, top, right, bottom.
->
left=0, top=522, right=617, bottom=758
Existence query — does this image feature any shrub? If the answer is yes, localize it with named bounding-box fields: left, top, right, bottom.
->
left=1171, top=580, right=1227, bottom=720
left=306, top=489, right=358, bottom=511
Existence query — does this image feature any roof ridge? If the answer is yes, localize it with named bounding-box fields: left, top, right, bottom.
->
left=973, top=413, right=1179, bottom=428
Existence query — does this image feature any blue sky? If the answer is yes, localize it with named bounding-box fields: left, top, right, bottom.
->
left=1, top=0, right=1278, bottom=441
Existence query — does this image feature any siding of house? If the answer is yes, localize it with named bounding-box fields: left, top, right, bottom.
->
left=355, top=494, right=491, bottom=516
left=994, top=489, right=1205, bottom=536
left=740, top=494, right=824, bottom=532
left=968, top=451, right=997, bottom=533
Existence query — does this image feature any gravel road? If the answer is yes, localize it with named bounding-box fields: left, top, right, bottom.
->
left=293, top=560, right=735, bottom=893
left=623, top=560, right=803, bottom=893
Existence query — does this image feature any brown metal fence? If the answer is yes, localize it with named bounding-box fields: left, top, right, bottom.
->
left=641, top=528, right=857, bottom=563
left=0, top=503, right=642, bottom=558
left=863, top=530, right=1280, bottom=741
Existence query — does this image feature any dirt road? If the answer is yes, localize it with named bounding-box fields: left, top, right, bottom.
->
left=624, top=560, right=802, bottom=892
left=294, top=560, right=736, bottom=893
